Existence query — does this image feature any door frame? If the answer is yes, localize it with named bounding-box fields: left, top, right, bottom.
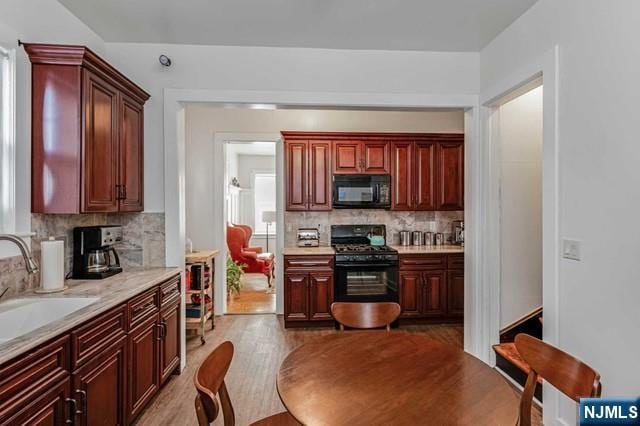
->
left=163, top=90, right=483, bottom=370
left=480, top=46, right=560, bottom=425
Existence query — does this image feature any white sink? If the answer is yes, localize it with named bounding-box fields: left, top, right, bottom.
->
left=0, top=297, right=100, bottom=344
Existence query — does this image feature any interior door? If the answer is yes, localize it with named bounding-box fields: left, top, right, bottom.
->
left=391, top=141, right=414, bottom=210
left=118, top=94, right=144, bottom=212
left=82, top=70, right=119, bottom=212
left=414, top=142, right=437, bottom=210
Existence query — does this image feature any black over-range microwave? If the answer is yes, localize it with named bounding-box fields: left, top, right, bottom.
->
left=332, top=175, right=391, bottom=209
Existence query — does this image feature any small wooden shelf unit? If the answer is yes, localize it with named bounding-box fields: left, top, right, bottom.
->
left=185, top=250, right=219, bottom=344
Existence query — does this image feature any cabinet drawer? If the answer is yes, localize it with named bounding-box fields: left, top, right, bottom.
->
left=159, top=275, right=181, bottom=308
left=284, top=256, right=334, bottom=271
left=447, top=254, right=464, bottom=270
left=0, top=335, right=70, bottom=419
left=399, top=255, right=446, bottom=270
left=128, top=287, right=160, bottom=330
left=71, top=305, right=127, bottom=369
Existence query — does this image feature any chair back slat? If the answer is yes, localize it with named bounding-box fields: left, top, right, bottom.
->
left=331, top=302, right=401, bottom=330
left=515, top=334, right=601, bottom=426
left=193, top=341, right=236, bottom=426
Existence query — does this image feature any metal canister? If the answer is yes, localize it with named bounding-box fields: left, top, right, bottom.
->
left=412, top=231, right=424, bottom=246
left=435, top=233, right=445, bottom=246
left=399, top=231, right=412, bottom=246
left=424, top=232, right=433, bottom=245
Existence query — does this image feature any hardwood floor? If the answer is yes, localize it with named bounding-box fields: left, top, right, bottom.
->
left=136, top=315, right=540, bottom=425
left=227, top=273, right=276, bottom=314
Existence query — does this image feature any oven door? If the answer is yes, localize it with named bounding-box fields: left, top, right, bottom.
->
left=334, top=262, right=398, bottom=302
left=332, top=175, right=391, bottom=209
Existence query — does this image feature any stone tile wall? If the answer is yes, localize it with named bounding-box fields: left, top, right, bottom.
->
left=0, top=212, right=165, bottom=297
left=284, top=210, right=464, bottom=246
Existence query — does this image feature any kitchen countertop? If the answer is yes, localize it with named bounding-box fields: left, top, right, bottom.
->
left=390, top=245, right=464, bottom=254
left=282, top=246, right=335, bottom=255
left=0, top=267, right=181, bottom=366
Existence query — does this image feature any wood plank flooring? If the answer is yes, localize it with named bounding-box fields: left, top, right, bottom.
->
left=136, top=314, right=540, bottom=425
left=227, top=273, right=276, bottom=314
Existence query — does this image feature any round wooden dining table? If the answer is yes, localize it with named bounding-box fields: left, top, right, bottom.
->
left=277, top=332, right=520, bottom=426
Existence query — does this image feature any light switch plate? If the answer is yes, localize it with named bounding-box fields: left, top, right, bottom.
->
left=562, top=239, right=581, bottom=261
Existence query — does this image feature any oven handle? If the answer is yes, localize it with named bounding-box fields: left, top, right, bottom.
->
left=335, top=263, right=398, bottom=268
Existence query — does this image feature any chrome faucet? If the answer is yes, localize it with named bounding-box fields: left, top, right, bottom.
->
left=0, top=234, right=39, bottom=274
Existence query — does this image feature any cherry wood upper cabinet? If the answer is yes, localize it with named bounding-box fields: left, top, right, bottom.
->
left=25, top=43, right=150, bottom=214
left=414, top=142, right=437, bottom=211
left=334, top=140, right=389, bottom=174
left=437, top=142, right=464, bottom=210
left=391, top=141, right=414, bottom=210
left=284, top=135, right=332, bottom=211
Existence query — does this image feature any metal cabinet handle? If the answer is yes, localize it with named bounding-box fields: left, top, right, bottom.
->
left=122, top=185, right=127, bottom=200
left=65, top=398, right=79, bottom=424
left=156, top=322, right=164, bottom=340
left=134, top=300, right=155, bottom=314
left=75, top=389, right=87, bottom=415
left=162, top=320, right=168, bottom=337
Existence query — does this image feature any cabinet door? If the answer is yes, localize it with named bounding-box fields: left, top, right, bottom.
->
left=399, top=271, right=421, bottom=318
left=437, top=142, right=464, bottom=210
left=159, top=300, right=181, bottom=384
left=333, top=141, right=361, bottom=174
left=308, top=141, right=332, bottom=211
left=73, top=339, right=127, bottom=426
left=309, top=273, right=333, bottom=321
left=119, top=95, right=144, bottom=212
left=285, top=141, right=308, bottom=211
left=127, top=318, right=160, bottom=421
left=82, top=70, right=119, bottom=213
left=362, top=141, right=389, bottom=174
left=1, top=378, right=71, bottom=426
left=391, top=142, right=414, bottom=210
left=447, top=269, right=465, bottom=318
left=284, top=274, right=309, bottom=321
left=414, top=142, right=437, bottom=210
left=421, top=271, right=447, bottom=317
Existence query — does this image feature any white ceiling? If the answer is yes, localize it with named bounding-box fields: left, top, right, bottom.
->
left=58, top=0, right=536, bottom=52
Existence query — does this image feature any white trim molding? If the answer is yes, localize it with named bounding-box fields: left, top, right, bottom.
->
left=480, top=46, right=561, bottom=425
left=0, top=45, right=16, bottom=236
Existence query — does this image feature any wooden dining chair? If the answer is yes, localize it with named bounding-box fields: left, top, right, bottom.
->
left=331, top=302, right=401, bottom=331
left=514, top=334, right=602, bottom=426
left=194, top=341, right=300, bottom=426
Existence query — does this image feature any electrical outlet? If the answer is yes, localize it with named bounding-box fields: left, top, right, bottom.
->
left=562, top=239, right=581, bottom=261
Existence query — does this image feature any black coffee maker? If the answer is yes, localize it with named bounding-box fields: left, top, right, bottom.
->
left=72, top=226, right=123, bottom=279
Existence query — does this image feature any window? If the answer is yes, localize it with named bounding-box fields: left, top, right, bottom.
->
left=253, top=173, right=276, bottom=235
left=0, top=45, right=16, bottom=234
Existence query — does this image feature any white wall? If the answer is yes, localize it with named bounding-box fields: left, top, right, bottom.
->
left=499, top=86, right=542, bottom=329
left=0, top=0, right=104, bottom=258
left=184, top=106, right=464, bottom=252
left=481, top=0, right=640, bottom=422
left=104, top=42, right=479, bottom=212
left=236, top=154, right=275, bottom=189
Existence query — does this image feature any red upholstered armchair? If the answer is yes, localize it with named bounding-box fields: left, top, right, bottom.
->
left=227, top=226, right=270, bottom=278
left=233, top=224, right=263, bottom=254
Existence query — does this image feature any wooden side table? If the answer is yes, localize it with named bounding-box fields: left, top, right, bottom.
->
left=185, top=250, right=219, bottom=344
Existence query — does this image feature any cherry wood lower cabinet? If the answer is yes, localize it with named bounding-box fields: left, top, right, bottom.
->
left=0, top=274, right=181, bottom=426
left=399, top=254, right=463, bottom=322
left=284, top=255, right=334, bottom=327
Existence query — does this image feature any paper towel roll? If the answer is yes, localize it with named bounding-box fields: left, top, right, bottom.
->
left=40, top=237, right=65, bottom=291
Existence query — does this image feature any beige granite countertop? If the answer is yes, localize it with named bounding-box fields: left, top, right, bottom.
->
left=0, top=267, right=181, bottom=365
left=390, top=245, right=464, bottom=254
left=282, top=246, right=335, bottom=255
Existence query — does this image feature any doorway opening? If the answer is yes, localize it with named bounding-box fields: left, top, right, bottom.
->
left=491, top=82, right=544, bottom=401
left=225, top=141, right=277, bottom=314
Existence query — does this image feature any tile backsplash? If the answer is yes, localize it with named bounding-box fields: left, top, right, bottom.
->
left=284, top=210, right=464, bottom=246
left=0, top=212, right=165, bottom=297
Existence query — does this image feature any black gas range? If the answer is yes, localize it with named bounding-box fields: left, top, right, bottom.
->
left=331, top=225, right=399, bottom=303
